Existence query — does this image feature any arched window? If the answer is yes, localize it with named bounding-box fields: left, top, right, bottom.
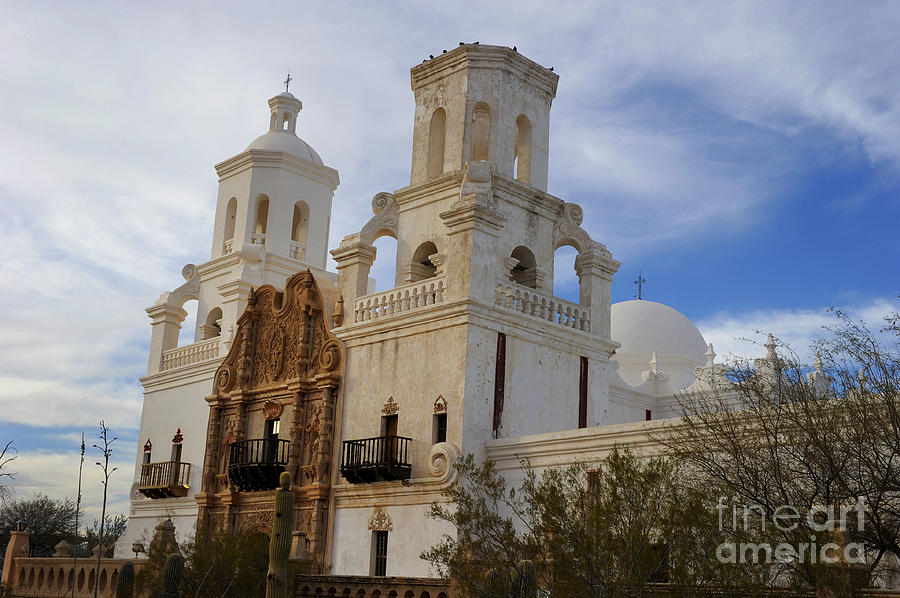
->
left=372, top=235, right=399, bottom=292
left=427, top=108, right=446, bottom=179
left=470, top=102, right=491, bottom=162
left=177, top=299, right=198, bottom=347
left=291, top=201, right=309, bottom=260
left=253, top=195, right=269, bottom=244
left=553, top=246, right=580, bottom=303
left=408, top=242, right=438, bottom=282
left=201, top=307, right=222, bottom=339
left=282, top=112, right=291, bottom=131
left=223, top=197, right=237, bottom=254
left=510, top=245, right=537, bottom=288
left=515, top=115, right=532, bottom=184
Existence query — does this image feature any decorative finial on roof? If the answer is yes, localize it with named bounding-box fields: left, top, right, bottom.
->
left=284, top=69, right=292, bottom=93
left=813, top=352, right=824, bottom=374
left=633, top=271, right=646, bottom=300
left=705, top=343, right=716, bottom=368
left=765, top=333, right=777, bottom=360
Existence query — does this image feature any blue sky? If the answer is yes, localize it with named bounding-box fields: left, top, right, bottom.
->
left=0, top=1, right=898, bottom=523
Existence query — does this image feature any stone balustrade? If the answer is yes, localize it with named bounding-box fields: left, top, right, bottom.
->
left=160, top=337, right=220, bottom=372
left=223, top=238, right=234, bottom=254
left=294, top=574, right=450, bottom=598
left=354, top=277, right=446, bottom=323
left=495, top=279, right=590, bottom=332
left=5, top=557, right=144, bottom=597
left=290, top=240, right=306, bottom=260
left=251, top=233, right=267, bottom=245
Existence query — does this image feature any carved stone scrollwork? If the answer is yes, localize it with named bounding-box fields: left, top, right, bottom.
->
left=318, top=339, right=341, bottom=372
left=428, top=441, right=461, bottom=478
left=215, top=365, right=233, bottom=393
left=381, top=396, right=399, bottom=416
left=433, top=395, right=447, bottom=414
left=372, top=192, right=393, bottom=214
left=360, top=193, right=399, bottom=246
left=368, top=507, right=393, bottom=532
left=263, top=400, right=283, bottom=420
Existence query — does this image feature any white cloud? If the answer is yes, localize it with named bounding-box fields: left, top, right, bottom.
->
left=697, top=297, right=898, bottom=363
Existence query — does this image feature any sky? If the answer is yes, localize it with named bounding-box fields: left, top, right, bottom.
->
left=0, top=1, right=898, bottom=526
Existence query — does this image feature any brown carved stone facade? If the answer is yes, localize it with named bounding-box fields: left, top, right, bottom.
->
left=195, top=270, right=342, bottom=571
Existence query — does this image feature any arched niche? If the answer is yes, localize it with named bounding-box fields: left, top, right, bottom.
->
left=223, top=197, right=237, bottom=253
left=515, top=115, right=532, bottom=184
left=200, top=306, right=223, bottom=340
left=253, top=195, right=269, bottom=243
left=427, top=108, right=446, bottom=179
left=291, top=200, right=310, bottom=260
left=406, top=241, right=439, bottom=282
left=510, top=245, right=538, bottom=288
left=470, top=102, right=491, bottom=162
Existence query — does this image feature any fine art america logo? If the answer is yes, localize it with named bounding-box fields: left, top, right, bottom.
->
left=715, top=497, right=867, bottom=565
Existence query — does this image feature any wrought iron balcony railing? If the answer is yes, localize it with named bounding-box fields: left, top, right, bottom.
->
left=227, top=438, right=289, bottom=492
left=138, top=461, right=191, bottom=498
left=340, top=435, right=412, bottom=484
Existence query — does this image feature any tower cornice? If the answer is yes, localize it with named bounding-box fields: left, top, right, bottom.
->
left=411, top=44, right=559, bottom=99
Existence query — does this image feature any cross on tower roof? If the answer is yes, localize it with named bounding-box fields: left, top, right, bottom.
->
left=634, top=271, right=646, bottom=300
left=284, top=69, right=293, bottom=93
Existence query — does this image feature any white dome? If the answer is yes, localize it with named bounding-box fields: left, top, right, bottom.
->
left=611, top=300, right=706, bottom=362
left=246, top=131, right=323, bottom=165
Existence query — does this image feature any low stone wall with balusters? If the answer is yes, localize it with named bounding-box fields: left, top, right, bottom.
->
left=495, top=279, right=590, bottom=332
left=159, top=336, right=220, bottom=371
left=354, top=278, right=446, bottom=323
left=4, top=557, right=144, bottom=597
left=294, top=574, right=451, bottom=598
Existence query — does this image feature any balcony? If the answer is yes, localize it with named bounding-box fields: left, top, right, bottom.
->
left=340, top=435, right=412, bottom=484
left=160, top=337, right=220, bottom=372
left=353, top=277, right=446, bottom=323
left=138, top=461, right=191, bottom=499
left=227, top=438, right=289, bottom=492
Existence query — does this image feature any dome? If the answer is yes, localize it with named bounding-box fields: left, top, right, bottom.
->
left=611, top=300, right=706, bottom=362
left=246, top=131, right=323, bottom=165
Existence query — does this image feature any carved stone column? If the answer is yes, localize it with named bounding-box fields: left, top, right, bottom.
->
left=145, top=303, right=188, bottom=374
left=574, top=247, right=620, bottom=338
left=330, top=237, right=376, bottom=323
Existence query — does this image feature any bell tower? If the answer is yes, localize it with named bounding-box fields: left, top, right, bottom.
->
left=210, top=90, right=340, bottom=269
left=408, top=44, right=558, bottom=191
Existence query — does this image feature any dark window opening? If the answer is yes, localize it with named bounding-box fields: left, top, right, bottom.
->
left=265, top=418, right=281, bottom=440
left=142, top=451, right=151, bottom=465
left=645, top=409, right=652, bottom=421
left=373, top=530, right=388, bottom=576
left=578, top=356, right=589, bottom=429
left=493, top=332, right=506, bottom=437
left=433, top=413, right=447, bottom=444
left=381, top=414, right=398, bottom=437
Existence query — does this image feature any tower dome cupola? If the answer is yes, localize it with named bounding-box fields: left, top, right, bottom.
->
left=268, top=91, right=302, bottom=134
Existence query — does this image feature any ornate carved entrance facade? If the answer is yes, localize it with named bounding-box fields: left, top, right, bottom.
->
left=195, top=270, right=343, bottom=569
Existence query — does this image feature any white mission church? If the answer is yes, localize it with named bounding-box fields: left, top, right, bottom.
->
left=116, top=43, right=733, bottom=577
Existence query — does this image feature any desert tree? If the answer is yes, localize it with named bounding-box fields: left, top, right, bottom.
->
left=659, top=304, right=900, bottom=594
left=0, top=441, right=15, bottom=502
left=423, top=450, right=765, bottom=598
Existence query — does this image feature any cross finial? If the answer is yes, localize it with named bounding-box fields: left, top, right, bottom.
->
left=284, top=69, right=293, bottom=93
left=634, top=271, right=646, bottom=300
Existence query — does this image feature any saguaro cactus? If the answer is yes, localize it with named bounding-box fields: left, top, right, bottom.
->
left=115, top=561, right=135, bottom=598
left=266, top=471, right=294, bottom=598
left=159, top=553, right=184, bottom=598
